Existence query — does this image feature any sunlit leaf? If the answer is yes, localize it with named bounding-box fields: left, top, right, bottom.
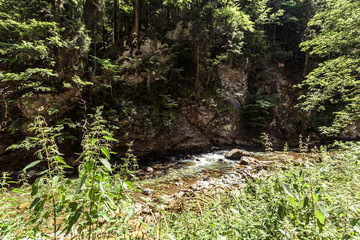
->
left=103, top=136, right=118, bottom=141
left=288, top=195, right=296, bottom=208
left=23, top=160, right=41, bottom=172
left=312, top=193, right=319, bottom=204
left=353, top=224, right=360, bottom=235
left=282, top=184, right=294, bottom=197
left=75, top=174, right=87, bottom=194
left=100, top=158, right=112, bottom=173
left=315, top=210, right=325, bottom=225
left=101, top=148, right=111, bottom=160
left=318, top=202, right=329, bottom=218
left=54, top=156, right=66, bottom=165
left=126, top=181, right=133, bottom=190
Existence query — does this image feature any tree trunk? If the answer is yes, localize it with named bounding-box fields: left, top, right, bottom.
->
left=196, top=46, right=200, bottom=89
left=56, top=0, right=63, bottom=78
left=113, top=0, right=119, bottom=45
left=302, top=50, right=309, bottom=78
left=93, top=9, right=97, bottom=71
left=273, top=25, right=276, bottom=43
left=147, top=75, right=151, bottom=96
left=132, top=0, right=139, bottom=35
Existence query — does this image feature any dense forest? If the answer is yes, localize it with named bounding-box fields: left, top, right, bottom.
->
left=1, top=0, right=359, bottom=164
left=0, top=0, right=359, bottom=239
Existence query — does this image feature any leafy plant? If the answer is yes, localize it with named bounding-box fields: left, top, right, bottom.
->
left=18, top=108, right=72, bottom=239
left=243, top=89, right=279, bottom=132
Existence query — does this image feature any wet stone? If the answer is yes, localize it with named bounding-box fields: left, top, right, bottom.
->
left=190, top=185, right=200, bottom=191
left=225, top=149, right=251, bottom=160
left=141, top=188, right=155, bottom=196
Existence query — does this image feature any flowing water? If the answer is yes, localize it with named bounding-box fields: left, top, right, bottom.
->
left=135, top=148, right=302, bottom=196
left=136, top=149, right=263, bottom=195
left=138, top=150, right=234, bottom=181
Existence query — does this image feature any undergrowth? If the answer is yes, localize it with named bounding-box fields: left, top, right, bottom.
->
left=154, top=140, right=360, bottom=239
left=0, top=122, right=359, bottom=239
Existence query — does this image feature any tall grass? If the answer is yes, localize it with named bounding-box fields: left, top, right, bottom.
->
left=152, top=141, right=360, bottom=239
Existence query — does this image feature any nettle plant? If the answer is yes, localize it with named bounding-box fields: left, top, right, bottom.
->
left=20, top=108, right=73, bottom=239
left=71, top=106, right=124, bottom=239
left=2, top=106, right=136, bottom=239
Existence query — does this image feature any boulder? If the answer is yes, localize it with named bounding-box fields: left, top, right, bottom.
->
left=224, top=148, right=250, bottom=160
left=239, top=156, right=258, bottom=165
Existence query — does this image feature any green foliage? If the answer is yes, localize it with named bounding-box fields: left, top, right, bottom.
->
left=73, top=106, right=120, bottom=239
left=0, top=18, right=60, bottom=95
left=154, top=142, right=360, bottom=239
left=243, top=89, right=279, bottom=131
left=298, top=0, right=360, bottom=135
left=0, top=107, right=138, bottom=239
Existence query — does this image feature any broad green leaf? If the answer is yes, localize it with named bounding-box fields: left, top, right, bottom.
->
left=89, top=187, right=100, bottom=201
left=91, top=138, right=96, bottom=146
left=76, top=150, right=87, bottom=161
left=31, top=178, right=41, bottom=196
left=282, top=184, right=293, bottom=197
left=300, top=196, right=309, bottom=209
left=318, top=202, right=329, bottom=218
left=85, top=160, right=93, bottom=172
left=75, top=174, right=87, bottom=194
left=66, top=209, right=81, bottom=234
left=278, top=205, right=286, bottom=219
left=54, top=156, right=66, bottom=165
left=34, top=199, right=46, bottom=213
left=350, top=204, right=358, bottom=213
left=126, top=181, right=133, bottom=190
left=50, top=147, right=61, bottom=155
left=50, top=133, right=62, bottom=139
left=354, top=224, right=360, bottom=235
left=23, top=160, right=41, bottom=172
left=325, top=194, right=333, bottom=203
left=29, top=197, right=41, bottom=209
left=100, top=158, right=112, bottom=173
left=312, top=193, right=319, bottom=204
left=351, top=218, right=359, bottom=227
left=68, top=201, right=79, bottom=211
left=101, top=148, right=111, bottom=160
left=288, top=195, right=296, bottom=208
left=56, top=204, right=65, bottom=213
left=315, top=210, right=325, bottom=225
left=89, top=187, right=95, bottom=201
left=102, top=130, right=111, bottom=135
left=12, top=188, right=26, bottom=194
left=103, top=136, right=118, bottom=141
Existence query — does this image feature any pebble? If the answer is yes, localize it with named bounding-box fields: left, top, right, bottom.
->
left=190, top=185, right=200, bottom=191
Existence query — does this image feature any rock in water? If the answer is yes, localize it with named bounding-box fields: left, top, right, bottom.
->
left=224, top=148, right=250, bottom=160
left=238, top=156, right=254, bottom=165
left=141, top=188, right=155, bottom=196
